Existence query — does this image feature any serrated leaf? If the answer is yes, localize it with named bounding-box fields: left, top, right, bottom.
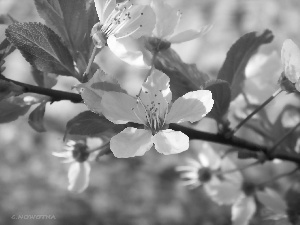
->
left=154, top=48, right=210, bottom=100
left=65, top=111, right=116, bottom=139
left=31, top=67, right=57, bottom=88
left=28, top=101, right=47, bottom=132
left=34, top=0, right=70, bottom=46
left=5, top=22, right=77, bottom=77
left=34, top=0, right=97, bottom=65
left=74, top=69, right=123, bottom=114
left=218, top=30, right=274, bottom=100
left=205, top=79, right=231, bottom=122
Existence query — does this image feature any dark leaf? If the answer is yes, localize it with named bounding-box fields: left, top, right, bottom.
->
left=218, top=30, right=274, bottom=100
left=58, top=0, right=87, bottom=50
left=0, top=79, right=24, bottom=101
left=154, top=48, right=210, bottom=100
left=205, top=79, right=231, bottom=122
left=28, top=101, right=47, bottom=132
left=285, top=181, right=300, bottom=225
left=0, top=99, right=31, bottom=123
left=0, top=14, right=17, bottom=25
left=34, top=0, right=70, bottom=46
left=0, top=38, right=16, bottom=62
left=5, top=22, right=77, bottom=77
left=31, top=67, right=57, bottom=88
left=65, top=111, right=116, bottom=138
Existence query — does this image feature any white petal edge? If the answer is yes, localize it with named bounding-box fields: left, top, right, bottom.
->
left=107, top=36, right=151, bottom=69
left=153, top=129, right=189, bottom=155
left=110, top=127, right=153, bottom=158
left=166, top=90, right=214, bottom=124
left=68, top=162, right=91, bottom=193
left=281, top=39, right=300, bottom=83
left=168, top=25, right=212, bottom=43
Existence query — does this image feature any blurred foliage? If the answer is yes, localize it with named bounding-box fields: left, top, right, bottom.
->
left=1, top=0, right=300, bottom=224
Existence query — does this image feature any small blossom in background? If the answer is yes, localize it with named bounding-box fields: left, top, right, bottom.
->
left=176, top=142, right=243, bottom=205
left=53, top=140, right=91, bottom=193
left=280, top=39, right=300, bottom=92
left=92, top=0, right=156, bottom=68
left=231, top=183, right=287, bottom=225
left=100, top=70, right=214, bottom=158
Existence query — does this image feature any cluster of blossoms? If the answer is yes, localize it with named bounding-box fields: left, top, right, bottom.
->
left=177, top=142, right=288, bottom=225
left=54, top=0, right=214, bottom=192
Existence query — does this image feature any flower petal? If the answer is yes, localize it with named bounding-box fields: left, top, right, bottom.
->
left=168, top=25, right=212, bottom=43
left=107, top=36, right=151, bottom=68
left=166, top=90, right=214, bottom=124
left=151, top=0, right=179, bottom=38
left=153, top=129, right=189, bottom=155
left=197, top=142, right=221, bottom=169
left=204, top=176, right=242, bottom=205
left=141, top=69, right=172, bottom=103
left=68, top=162, right=91, bottom=193
left=110, top=127, right=153, bottom=158
left=101, top=91, right=144, bottom=124
left=256, top=188, right=287, bottom=214
left=94, top=0, right=115, bottom=22
left=115, top=5, right=156, bottom=39
left=102, top=0, right=116, bottom=22
left=281, top=39, right=300, bottom=83
left=231, top=195, right=256, bottom=225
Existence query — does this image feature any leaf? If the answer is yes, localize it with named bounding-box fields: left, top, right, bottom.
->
left=74, top=69, right=123, bottom=114
left=28, top=101, right=47, bottom=132
left=31, top=67, right=57, bottom=88
left=0, top=99, right=31, bottom=123
left=218, top=30, right=274, bottom=100
left=5, top=22, right=77, bottom=77
left=154, top=48, right=210, bottom=100
left=256, top=188, right=287, bottom=214
left=34, top=0, right=70, bottom=46
left=0, top=14, right=17, bottom=25
left=34, top=0, right=98, bottom=64
left=0, top=93, right=49, bottom=123
left=0, top=38, right=16, bottom=62
left=285, top=181, right=300, bottom=225
left=57, top=0, right=88, bottom=50
left=65, top=111, right=116, bottom=138
left=0, top=79, right=24, bottom=101
left=204, top=79, right=231, bottom=122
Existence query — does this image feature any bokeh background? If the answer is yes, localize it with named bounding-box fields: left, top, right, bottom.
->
left=0, top=0, right=300, bottom=224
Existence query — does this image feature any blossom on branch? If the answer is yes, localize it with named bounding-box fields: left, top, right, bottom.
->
left=92, top=0, right=156, bottom=68
left=176, top=142, right=243, bottom=205
left=53, top=140, right=91, bottom=193
left=100, top=70, right=214, bottom=158
left=281, top=39, right=300, bottom=92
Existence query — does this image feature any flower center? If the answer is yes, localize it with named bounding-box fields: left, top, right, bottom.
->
left=132, top=90, right=169, bottom=135
left=198, top=168, right=212, bottom=183
left=72, top=143, right=90, bottom=163
left=100, top=1, right=143, bottom=39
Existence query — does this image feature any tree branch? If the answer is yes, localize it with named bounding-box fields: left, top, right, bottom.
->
left=1, top=76, right=82, bottom=103
left=2, top=77, right=300, bottom=164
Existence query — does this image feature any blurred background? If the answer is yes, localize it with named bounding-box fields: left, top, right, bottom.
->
left=0, top=0, right=300, bottom=224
